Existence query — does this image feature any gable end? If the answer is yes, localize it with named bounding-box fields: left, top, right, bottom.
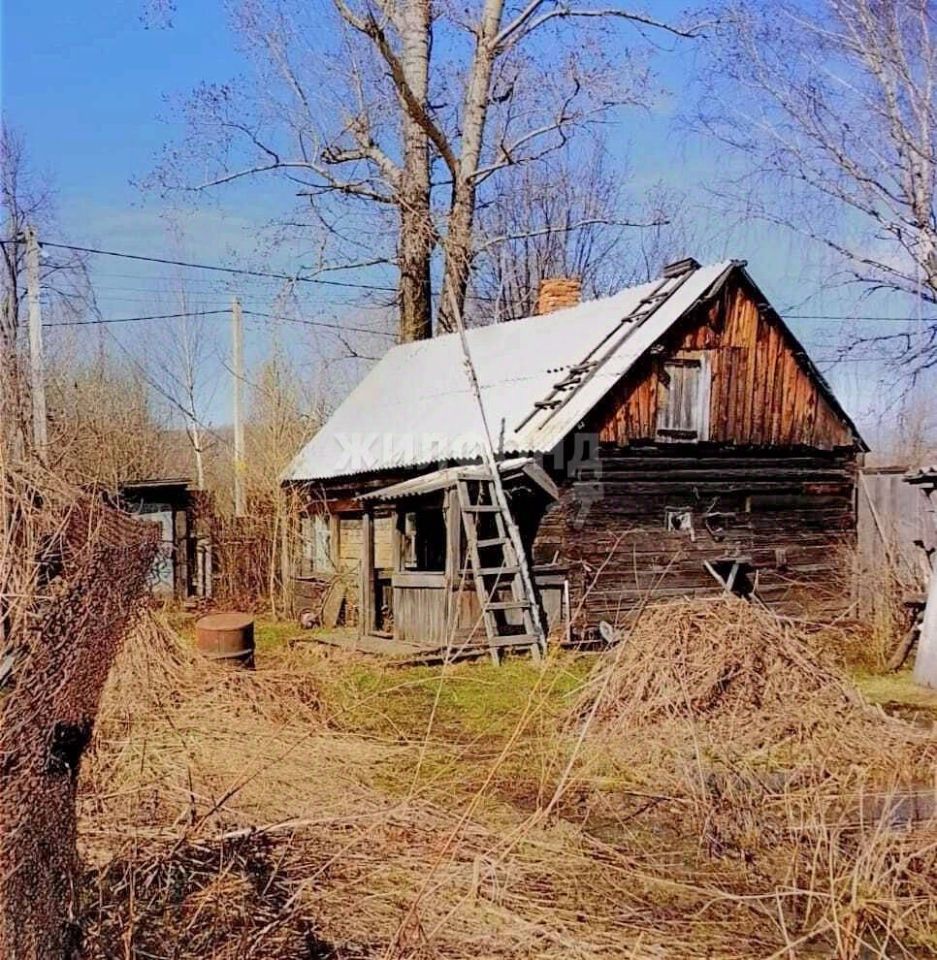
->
left=589, top=272, right=863, bottom=451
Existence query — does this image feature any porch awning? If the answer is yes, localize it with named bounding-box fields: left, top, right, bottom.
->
left=359, top=457, right=558, bottom=503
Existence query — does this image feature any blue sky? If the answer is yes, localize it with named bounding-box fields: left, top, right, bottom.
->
left=2, top=0, right=930, bottom=446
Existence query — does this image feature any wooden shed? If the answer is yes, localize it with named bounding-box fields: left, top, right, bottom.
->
left=284, top=258, right=866, bottom=655
left=117, top=478, right=211, bottom=601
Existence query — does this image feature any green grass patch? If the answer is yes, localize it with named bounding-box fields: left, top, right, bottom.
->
left=253, top=618, right=303, bottom=651
left=322, top=652, right=590, bottom=739
left=852, top=668, right=937, bottom=722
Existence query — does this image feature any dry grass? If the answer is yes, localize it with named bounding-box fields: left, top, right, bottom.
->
left=76, top=601, right=937, bottom=959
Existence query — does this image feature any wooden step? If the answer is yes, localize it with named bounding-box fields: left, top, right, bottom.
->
left=476, top=537, right=507, bottom=548
left=484, top=599, right=530, bottom=611
left=489, top=634, right=541, bottom=648
left=462, top=504, right=500, bottom=512
left=477, top=565, right=519, bottom=576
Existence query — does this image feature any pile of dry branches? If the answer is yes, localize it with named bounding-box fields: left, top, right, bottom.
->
left=575, top=597, right=857, bottom=724
left=570, top=598, right=935, bottom=771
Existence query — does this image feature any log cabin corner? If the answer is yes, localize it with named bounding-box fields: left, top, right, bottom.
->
left=282, top=257, right=867, bottom=656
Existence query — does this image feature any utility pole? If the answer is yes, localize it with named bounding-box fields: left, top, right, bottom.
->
left=231, top=296, right=246, bottom=517
left=24, top=225, right=47, bottom=453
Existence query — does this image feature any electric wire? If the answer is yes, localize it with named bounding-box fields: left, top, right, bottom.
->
left=33, top=239, right=399, bottom=292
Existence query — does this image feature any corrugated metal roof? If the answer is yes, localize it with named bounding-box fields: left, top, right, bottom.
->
left=286, top=261, right=736, bottom=481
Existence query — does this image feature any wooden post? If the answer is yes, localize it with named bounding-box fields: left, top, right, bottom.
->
left=329, top=513, right=341, bottom=571
left=173, top=501, right=188, bottom=600
left=231, top=297, right=246, bottom=517
left=24, top=225, right=47, bottom=453
left=444, top=488, right=462, bottom=640
left=913, top=486, right=937, bottom=688
left=391, top=506, right=404, bottom=572
left=359, top=509, right=374, bottom=637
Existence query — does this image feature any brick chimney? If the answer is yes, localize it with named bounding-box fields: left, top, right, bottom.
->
left=535, top=276, right=582, bottom=315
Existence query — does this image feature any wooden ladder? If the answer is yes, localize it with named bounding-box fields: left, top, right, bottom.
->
left=457, top=475, right=544, bottom=664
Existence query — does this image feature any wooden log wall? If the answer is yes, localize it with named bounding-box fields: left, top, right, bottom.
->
left=594, top=277, right=856, bottom=450
left=533, top=446, right=858, bottom=637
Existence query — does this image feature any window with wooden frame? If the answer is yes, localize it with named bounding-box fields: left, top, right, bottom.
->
left=656, top=355, right=711, bottom=442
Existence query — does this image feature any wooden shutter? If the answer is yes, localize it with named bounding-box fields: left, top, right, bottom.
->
left=657, top=356, right=710, bottom=441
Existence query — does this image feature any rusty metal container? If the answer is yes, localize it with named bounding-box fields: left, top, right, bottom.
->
left=195, top=612, right=255, bottom=668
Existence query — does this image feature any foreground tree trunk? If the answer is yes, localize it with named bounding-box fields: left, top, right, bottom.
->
left=0, top=473, right=157, bottom=959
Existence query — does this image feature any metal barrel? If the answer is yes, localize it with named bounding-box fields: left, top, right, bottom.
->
left=194, top=612, right=255, bottom=668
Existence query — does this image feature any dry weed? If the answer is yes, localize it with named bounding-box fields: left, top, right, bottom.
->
left=75, top=601, right=937, bottom=959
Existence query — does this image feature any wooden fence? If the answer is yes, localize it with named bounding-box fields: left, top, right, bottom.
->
left=857, top=467, right=933, bottom=606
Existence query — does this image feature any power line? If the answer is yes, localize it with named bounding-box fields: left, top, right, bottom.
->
left=241, top=308, right=394, bottom=337
left=42, top=309, right=230, bottom=327
left=36, top=239, right=399, bottom=292
left=786, top=313, right=937, bottom=322
left=42, top=306, right=395, bottom=337
left=20, top=235, right=936, bottom=322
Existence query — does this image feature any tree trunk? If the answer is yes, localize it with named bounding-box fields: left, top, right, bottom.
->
left=396, top=0, right=434, bottom=342
left=188, top=421, right=206, bottom=491
left=437, top=0, right=504, bottom=331
left=438, top=194, right=476, bottom=331
left=398, top=199, right=433, bottom=341
left=0, top=493, right=157, bottom=960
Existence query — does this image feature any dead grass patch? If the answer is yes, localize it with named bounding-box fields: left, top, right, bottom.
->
left=76, top=602, right=937, bottom=959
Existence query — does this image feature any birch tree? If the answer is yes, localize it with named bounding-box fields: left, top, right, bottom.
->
left=697, top=0, right=937, bottom=374
left=147, top=289, right=214, bottom=490
left=155, top=1, right=697, bottom=340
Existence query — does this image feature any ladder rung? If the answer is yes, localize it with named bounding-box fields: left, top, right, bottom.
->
left=463, top=504, right=500, bottom=512
left=489, top=634, right=540, bottom=648
left=476, top=537, right=507, bottom=548
left=477, top=566, right=519, bottom=576
left=533, top=399, right=561, bottom=409
left=485, top=599, right=530, bottom=611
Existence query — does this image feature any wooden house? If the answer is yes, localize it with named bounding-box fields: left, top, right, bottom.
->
left=284, top=258, right=866, bottom=654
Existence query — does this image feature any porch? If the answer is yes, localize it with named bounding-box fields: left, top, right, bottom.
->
left=297, top=459, right=568, bottom=656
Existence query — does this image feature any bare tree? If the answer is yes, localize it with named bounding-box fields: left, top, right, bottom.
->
left=246, top=348, right=322, bottom=613
left=1, top=127, right=90, bottom=456
left=471, top=148, right=632, bottom=319
left=697, top=0, right=937, bottom=373
left=470, top=145, right=693, bottom=319
left=46, top=352, right=167, bottom=491
left=153, top=1, right=697, bottom=341
left=146, top=288, right=216, bottom=490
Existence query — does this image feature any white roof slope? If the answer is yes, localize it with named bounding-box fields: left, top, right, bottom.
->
left=286, top=261, right=735, bottom=481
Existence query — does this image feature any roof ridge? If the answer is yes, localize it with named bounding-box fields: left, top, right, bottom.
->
left=389, top=260, right=735, bottom=354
